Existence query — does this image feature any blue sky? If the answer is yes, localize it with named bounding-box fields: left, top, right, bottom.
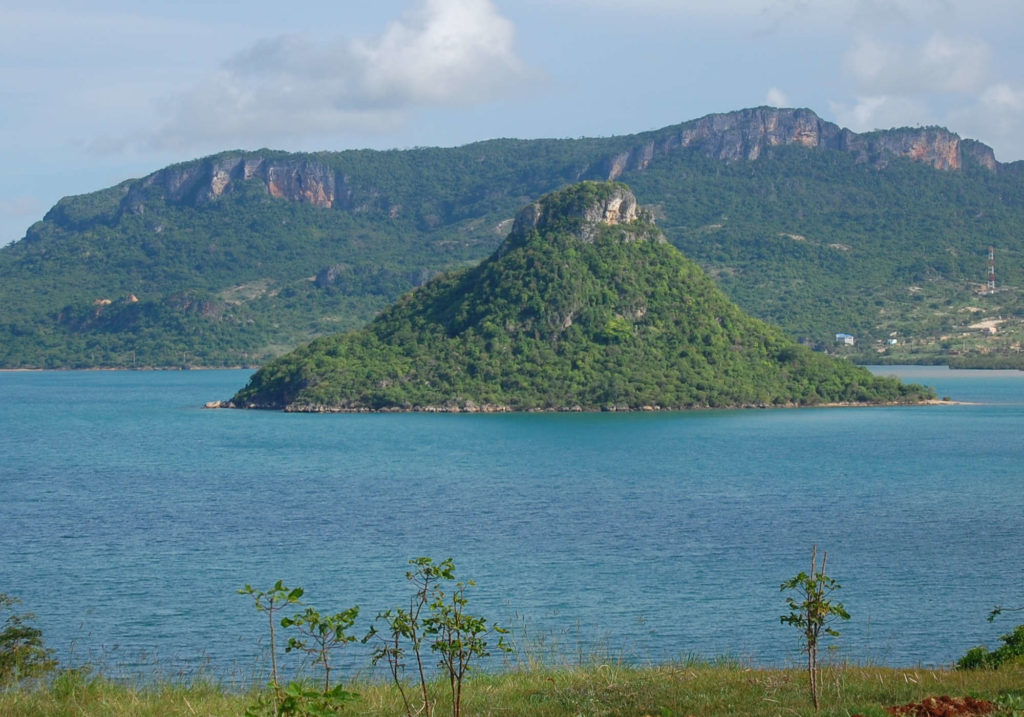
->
left=3, top=0, right=1023, bottom=245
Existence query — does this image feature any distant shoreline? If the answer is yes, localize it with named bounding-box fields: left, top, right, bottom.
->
left=0, top=366, right=256, bottom=373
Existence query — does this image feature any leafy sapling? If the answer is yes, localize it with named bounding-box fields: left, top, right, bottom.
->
left=363, top=607, right=416, bottom=716
left=238, top=581, right=304, bottom=691
left=780, top=546, right=850, bottom=711
left=282, top=605, right=360, bottom=693
left=364, top=557, right=455, bottom=717
left=241, top=583, right=361, bottom=716
left=364, top=557, right=511, bottom=717
left=426, top=576, right=513, bottom=717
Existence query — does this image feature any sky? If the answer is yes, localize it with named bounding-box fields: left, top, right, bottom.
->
left=2, top=0, right=1023, bottom=246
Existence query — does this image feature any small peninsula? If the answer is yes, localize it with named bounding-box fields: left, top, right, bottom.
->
left=226, top=182, right=934, bottom=412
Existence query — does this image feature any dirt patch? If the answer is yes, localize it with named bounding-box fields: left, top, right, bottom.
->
left=884, top=695, right=997, bottom=716
left=968, top=318, right=1005, bottom=331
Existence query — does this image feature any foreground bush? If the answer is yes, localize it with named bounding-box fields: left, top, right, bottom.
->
left=958, top=624, right=1024, bottom=670
left=0, top=594, right=55, bottom=686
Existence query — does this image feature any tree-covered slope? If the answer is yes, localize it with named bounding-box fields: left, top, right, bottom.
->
left=229, top=183, right=934, bottom=411
left=0, top=140, right=634, bottom=368
left=625, top=145, right=1024, bottom=346
left=3, top=107, right=1023, bottom=368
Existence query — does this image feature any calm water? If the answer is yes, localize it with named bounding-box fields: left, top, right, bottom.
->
left=1, top=366, right=1023, bottom=681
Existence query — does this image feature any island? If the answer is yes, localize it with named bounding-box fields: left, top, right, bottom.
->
left=223, top=182, right=935, bottom=412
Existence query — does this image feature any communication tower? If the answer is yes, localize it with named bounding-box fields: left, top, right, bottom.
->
left=988, top=246, right=996, bottom=293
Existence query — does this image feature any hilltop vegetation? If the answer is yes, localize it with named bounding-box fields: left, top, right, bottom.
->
left=230, top=183, right=934, bottom=411
left=2, top=107, right=1023, bottom=368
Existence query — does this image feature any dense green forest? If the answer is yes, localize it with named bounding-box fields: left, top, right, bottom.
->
left=630, top=147, right=1024, bottom=347
left=2, top=107, right=1022, bottom=368
left=230, top=183, right=934, bottom=411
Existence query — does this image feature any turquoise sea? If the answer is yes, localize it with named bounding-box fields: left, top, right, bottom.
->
left=1, top=365, right=1023, bottom=681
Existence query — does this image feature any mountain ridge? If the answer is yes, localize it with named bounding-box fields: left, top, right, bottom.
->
left=3, top=106, right=1023, bottom=369
left=29, top=107, right=1003, bottom=238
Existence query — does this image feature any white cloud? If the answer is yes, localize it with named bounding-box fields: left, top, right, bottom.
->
left=537, top=0, right=848, bottom=19
left=357, top=0, right=527, bottom=105
left=765, top=87, right=789, bottom=107
left=978, top=83, right=1024, bottom=114
left=829, top=80, right=1024, bottom=163
left=829, top=25, right=1024, bottom=159
left=844, top=33, right=992, bottom=96
left=542, top=0, right=1015, bottom=25
left=947, top=83, right=1024, bottom=161
left=136, top=0, right=531, bottom=151
left=829, top=95, right=931, bottom=132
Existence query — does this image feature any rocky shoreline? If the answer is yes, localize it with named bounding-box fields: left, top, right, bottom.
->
left=204, top=397, right=953, bottom=413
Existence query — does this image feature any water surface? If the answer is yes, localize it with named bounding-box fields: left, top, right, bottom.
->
left=1, top=366, right=1022, bottom=679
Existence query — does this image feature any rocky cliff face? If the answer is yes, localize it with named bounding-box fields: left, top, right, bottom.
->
left=676, top=107, right=846, bottom=162
left=122, top=108, right=1000, bottom=221
left=509, top=183, right=648, bottom=245
left=843, top=128, right=998, bottom=171
left=605, top=107, right=998, bottom=178
left=125, top=154, right=345, bottom=213
left=42, top=107, right=1002, bottom=233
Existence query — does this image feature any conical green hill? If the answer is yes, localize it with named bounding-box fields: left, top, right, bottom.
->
left=229, top=182, right=933, bottom=411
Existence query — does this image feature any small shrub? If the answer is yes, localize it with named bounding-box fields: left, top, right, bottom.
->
left=0, top=592, right=57, bottom=685
left=239, top=580, right=305, bottom=690
left=956, top=645, right=991, bottom=670
left=364, top=557, right=512, bottom=717
left=957, top=624, right=1024, bottom=670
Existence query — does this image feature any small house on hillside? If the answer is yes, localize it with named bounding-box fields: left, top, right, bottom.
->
left=835, top=333, right=856, bottom=346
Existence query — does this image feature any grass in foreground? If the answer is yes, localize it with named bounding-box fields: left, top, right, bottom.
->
left=2, top=662, right=1024, bottom=716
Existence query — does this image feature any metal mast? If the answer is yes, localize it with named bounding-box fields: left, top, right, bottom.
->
left=988, top=246, right=996, bottom=292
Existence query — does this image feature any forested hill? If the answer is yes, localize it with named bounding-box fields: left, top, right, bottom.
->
left=226, top=182, right=935, bottom=412
left=2, top=106, right=1023, bottom=368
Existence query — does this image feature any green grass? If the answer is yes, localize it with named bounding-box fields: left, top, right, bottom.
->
left=3, top=662, right=1023, bottom=716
